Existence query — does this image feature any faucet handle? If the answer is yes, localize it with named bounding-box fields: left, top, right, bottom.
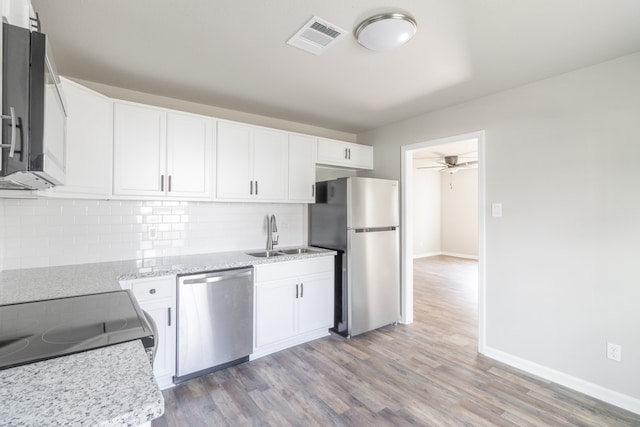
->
left=273, top=235, right=279, bottom=246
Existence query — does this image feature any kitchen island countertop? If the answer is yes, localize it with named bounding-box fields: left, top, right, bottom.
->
left=0, top=341, right=163, bottom=427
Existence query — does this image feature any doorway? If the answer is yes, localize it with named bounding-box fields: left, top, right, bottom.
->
left=400, top=131, right=486, bottom=353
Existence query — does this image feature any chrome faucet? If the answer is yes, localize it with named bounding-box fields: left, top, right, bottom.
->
left=266, top=214, right=279, bottom=251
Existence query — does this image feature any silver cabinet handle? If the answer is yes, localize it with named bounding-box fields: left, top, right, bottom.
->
left=160, top=175, right=165, bottom=192
left=312, top=184, right=315, bottom=197
left=168, top=175, right=172, bottom=192
left=250, top=180, right=253, bottom=195
left=296, top=284, right=299, bottom=299
left=255, top=180, right=258, bottom=195
left=344, top=148, right=348, bottom=159
left=301, top=283, right=304, bottom=298
left=0, top=107, right=17, bottom=159
left=348, top=148, right=351, bottom=160
left=168, top=307, right=171, bottom=326
left=149, top=288, right=156, bottom=294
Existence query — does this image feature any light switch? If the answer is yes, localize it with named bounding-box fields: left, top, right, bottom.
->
left=491, top=203, right=503, bottom=217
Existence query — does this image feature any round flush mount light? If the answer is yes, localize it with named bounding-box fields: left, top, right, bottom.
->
left=355, top=13, right=417, bottom=51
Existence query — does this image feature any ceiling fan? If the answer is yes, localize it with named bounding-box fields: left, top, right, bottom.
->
left=417, top=154, right=478, bottom=174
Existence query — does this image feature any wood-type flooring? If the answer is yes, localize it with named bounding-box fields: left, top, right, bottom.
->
left=153, top=256, right=640, bottom=426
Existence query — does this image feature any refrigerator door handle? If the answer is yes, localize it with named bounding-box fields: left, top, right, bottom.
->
left=352, top=226, right=398, bottom=233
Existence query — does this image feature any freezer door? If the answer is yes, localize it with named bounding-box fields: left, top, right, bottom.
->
left=348, top=177, right=399, bottom=228
left=348, top=227, right=400, bottom=336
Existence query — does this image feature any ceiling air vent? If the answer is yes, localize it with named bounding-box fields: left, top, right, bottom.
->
left=287, top=16, right=346, bottom=55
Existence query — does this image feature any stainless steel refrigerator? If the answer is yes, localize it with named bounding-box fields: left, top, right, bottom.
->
left=309, top=177, right=400, bottom=337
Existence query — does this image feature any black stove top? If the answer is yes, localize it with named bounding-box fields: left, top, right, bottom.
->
left=0, top=290, right=154, bottom=370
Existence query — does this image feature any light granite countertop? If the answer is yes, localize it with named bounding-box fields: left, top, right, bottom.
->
left=0, top=341, right=163, bottom=427
left=0, top=247, right=336, bottom=426
left=0, top=247, right=336, bottom=305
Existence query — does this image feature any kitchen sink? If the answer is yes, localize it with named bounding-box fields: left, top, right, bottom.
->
left=279, top=248, right=320, bottom=255
left=247, top=251, right=284, bottom=258
left=247, top=247, right=322, bottom=258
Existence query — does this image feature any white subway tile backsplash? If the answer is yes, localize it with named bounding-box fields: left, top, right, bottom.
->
left=1, top=198, right=306, bottom=270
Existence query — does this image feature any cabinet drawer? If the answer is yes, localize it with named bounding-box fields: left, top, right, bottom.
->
left=255, top=256, right=333, bottom=283
left=130, top=276, right=175, bottom=303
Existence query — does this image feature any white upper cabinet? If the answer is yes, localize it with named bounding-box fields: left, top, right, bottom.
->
left=1, top=0, right=35, bottom=29
left=317, top=138, right=373, bottom=170
left=113, top=102, right=213, bottom=199
left=166, top=112, right=214, bottom=198
left=288, top=134, right=316, bottom=203
left=48, top=78, right=113, bottom=198
left=0, top=75, right=375, bottom=202
left=113, top=103, right=166, bottom=197
left=216, top=121, right=288, bottom=202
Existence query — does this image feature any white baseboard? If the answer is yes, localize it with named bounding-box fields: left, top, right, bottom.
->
left=441, top=251, right=478, bottom=260
left=483, top=346, right=640, bottom=415
left=413, top=251, right=441, bottom=259
left=413, top=251, right=479, bottom=260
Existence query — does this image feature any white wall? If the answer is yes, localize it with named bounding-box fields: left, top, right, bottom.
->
left=440, top=169, right=478, bottom=258
left=412, top=169, right=440, bottom=256
left=315, top=166, right=359, bottom=182
left=0, top=199, right=304, bottom=271
left=359, top=53, right=640, bottom=407
left=412, top=168, right=478, bottom=258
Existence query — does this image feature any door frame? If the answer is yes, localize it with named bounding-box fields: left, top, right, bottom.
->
left=399, top=130, right=486, bottom=353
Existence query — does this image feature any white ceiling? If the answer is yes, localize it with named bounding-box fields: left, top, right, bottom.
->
left=32, top=0, right=640, bottom=134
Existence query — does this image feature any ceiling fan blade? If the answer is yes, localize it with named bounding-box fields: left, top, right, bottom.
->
left=417, top=165, right=446, bottom=170
left=441, top=160, right=478, bottom=172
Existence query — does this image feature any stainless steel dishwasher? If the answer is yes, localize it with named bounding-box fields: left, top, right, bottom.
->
left=175, top=267, right=253, bottom=384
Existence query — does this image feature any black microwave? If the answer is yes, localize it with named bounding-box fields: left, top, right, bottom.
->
left=0, top=21, right=66, bottom=190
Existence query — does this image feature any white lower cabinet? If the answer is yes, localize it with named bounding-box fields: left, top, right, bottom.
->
left=120, top=275, right=176, bottom=390
left=252, top=256, right=334, bottom=359
left=118, top=257, right=334, bottom=385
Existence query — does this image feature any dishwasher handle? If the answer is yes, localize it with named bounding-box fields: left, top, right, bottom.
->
left=180, top=269, right=252, bottom=285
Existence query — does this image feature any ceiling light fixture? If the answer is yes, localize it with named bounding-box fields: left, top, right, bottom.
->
left=354, top=13, right=417, bottom=51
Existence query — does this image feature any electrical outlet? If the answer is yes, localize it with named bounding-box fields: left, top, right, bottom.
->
left=148, top=226, right=158, bottom=240
left=607, top=342, right=622, bottom=362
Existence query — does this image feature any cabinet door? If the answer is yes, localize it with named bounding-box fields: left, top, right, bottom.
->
left=51, top=78, right=113, bottom=197
left=288, top=134, right=316, bottom=202
left=216, top=121, right=252, bottom=199
left=317, top=138, right=351, bottom=166
left=113, top=103, right=166, bottom=196
left=255, top=279, right=297, bottom=347
left=4, top=0, right=33, bottom=28
left=297, top=272, right=333, bottom=334
left=125, top=275, right=176, bottom=390
left=142, top=300, right=175, bottom=386
left=317, top=138, right=373, bottom=170
left=347, top=143, right=373, bottom=170
left=252, top=128, right=288, bottom=201
left=166, top=112, right=213, bottom=199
